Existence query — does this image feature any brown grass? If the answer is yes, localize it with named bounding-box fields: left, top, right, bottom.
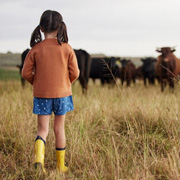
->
left=0, top=80, right=180, bottom=180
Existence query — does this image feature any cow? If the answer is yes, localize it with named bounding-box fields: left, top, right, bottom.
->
left=141, top=57, right=157, bottom=86
left=135, top=66, right=143, bottom=80
left=17, top=48, right=30, bottom=87
left=90, top=57, right=104, bottom=83
left=119, top=59, right=136, bottom=86
left=90, top=57, right=120, bottom=85
left=156, top=47, right=180, bottom=92
left=74, top=49, right=92, bottom=93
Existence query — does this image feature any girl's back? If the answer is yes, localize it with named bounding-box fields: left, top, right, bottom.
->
left=24, top=39, right=79, bottom=98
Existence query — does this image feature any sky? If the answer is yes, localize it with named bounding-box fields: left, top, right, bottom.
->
left=1, top=0, right=180, bottom=57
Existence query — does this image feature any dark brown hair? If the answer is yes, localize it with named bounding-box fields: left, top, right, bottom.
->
left=30, top=10, right=68, bottom=47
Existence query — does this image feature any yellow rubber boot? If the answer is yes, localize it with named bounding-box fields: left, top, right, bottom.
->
left=34, top=137, right=46, bottom=173
left=56, top=149, right=68, bottom=173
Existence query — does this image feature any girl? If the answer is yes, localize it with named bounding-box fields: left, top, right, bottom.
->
left=22, top=10, right=79, bottom=173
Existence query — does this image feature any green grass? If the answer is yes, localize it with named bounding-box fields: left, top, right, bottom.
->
left=0, top=69, right=21, bottom=81
left=0, top=80, right=180, bottom=180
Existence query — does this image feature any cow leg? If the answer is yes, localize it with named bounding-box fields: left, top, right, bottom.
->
left=148, top=77, right=152, bottom=85
left=127, top=73, right=131, bottom=87
left=101, top=78, right=105, bottom=86
left=121, top=78, right=124, bottom=86
left=148, top=77, right=151, bottom=85
left=127, top=79, right=130, bottom=87
left=161, top=79, right=164, bottom=92
left=85, top=54, right=92, bottom=84
left=21, top=77, right=25, bottom=87
left=79, top=75, right=87, bottom=94
left=169, top=77, right=174, bottom=92
left=156, top=76, right=160, bottom=84
left=151, top=78, right=155, bottom=85
left=132, top=70, right=136, bottom=85
left=133, top=77, right=136, bottom=84
left=82, top=84, right=88, bottom=94
left=144, top=77, right=147, bottom=86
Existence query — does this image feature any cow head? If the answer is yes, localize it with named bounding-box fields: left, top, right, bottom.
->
left=156, top=47, right=176, bottom=57
left=141, top=57, right=157, bottom=72
left=141, top=57, right=156, bottom=66
left=120, top=59, right=130, bottom=68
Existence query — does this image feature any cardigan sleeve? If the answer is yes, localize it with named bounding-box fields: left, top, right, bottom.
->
left=68, top=50, right=80, bottom=83
left=21, top=49, right=35, bottom=85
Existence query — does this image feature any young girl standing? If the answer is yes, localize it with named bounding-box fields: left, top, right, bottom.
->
left=22, top=10, right=79, bottom=173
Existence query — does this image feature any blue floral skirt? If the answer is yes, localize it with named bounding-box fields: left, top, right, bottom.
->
left=33, top=96, right=74, bottom=115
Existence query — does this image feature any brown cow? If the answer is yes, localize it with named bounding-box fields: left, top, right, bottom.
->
left=135, top=66, right=143, bottom=80
left=120, top=59, right=136, bottom=86
left=156, top=47, right=180, bottom=92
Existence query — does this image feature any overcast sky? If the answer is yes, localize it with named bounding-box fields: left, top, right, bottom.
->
left=1, top=0, right=180, bottom=57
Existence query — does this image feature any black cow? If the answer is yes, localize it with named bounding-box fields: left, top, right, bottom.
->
left=120, top=59, right=136, bottom=86
left=74, top=49, right=92, bottom=93
left=90, top=57, right=120, bottom=85
left=141, top=57, right=157, bottom=86
left=17, top=48, right=30, bottom=87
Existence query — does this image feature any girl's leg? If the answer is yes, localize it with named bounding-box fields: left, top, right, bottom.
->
left=34, top=115, right=50, bottom=173
left=37, top=115, right=50, bottom=141
left=54, top=115, right=68, bottom=172
left=54, top=115, right=66, bottom=148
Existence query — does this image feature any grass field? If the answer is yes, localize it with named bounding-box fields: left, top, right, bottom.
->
left=0, top=71, right=180, bottom=180
left=0, top=69, right=21, bottom=81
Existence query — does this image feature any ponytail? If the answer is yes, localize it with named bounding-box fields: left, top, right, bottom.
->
left=57, top=21, right=68, bottom=45
left=30, top=25, right=42, bottom=47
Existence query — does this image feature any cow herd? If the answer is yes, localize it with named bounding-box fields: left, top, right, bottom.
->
left=18, top=47, right=180, bottom=93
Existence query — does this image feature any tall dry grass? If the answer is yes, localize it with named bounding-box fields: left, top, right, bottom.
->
left=0, top=80, right=180, bottom=180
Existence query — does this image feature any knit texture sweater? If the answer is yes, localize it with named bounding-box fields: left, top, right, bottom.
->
left=22, top=39, right=79, bottom=98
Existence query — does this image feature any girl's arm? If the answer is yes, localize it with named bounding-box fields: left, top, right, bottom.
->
left=68, top=50, right=80, bottom=83
left=21, top=50, right=35, bottom=85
